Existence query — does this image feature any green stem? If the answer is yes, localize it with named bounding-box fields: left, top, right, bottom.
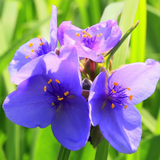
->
left=57, top=145, right=71, bottom=160
left=95, top=139, right=110, bottom=160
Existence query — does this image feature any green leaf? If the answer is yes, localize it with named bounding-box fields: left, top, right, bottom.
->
left=95, top=139, right=110, bottom=160
left=112, top=0, right=139, bottom=69
left=100, top=2, right=124, bottom=22
left=57, top=145, right=71, bottom=160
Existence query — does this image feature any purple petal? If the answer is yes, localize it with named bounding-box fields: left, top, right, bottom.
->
left=51, top=96, right=90, bottom=150
left=50, top=5, right=57, bottom=51
left=58, top=21, right=81, bottom=45
left=43, top=45, right=83, bottom=95
left=74, top=42, right=104, bottom=63
left=3, top=75, right=56, bottom=128
left=108, top=60, right=160, bottom=104
left=9, top=37, right=50, bottom=78
left=88, top=72, right=108, bottom=126
left=99, top=103, right=142, bottom=153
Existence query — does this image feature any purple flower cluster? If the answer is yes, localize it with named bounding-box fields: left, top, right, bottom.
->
left=2, top=5, right=160, bottom=153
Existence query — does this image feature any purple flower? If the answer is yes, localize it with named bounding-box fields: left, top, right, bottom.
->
left=88, top=59, right=160, bottom=153
left=9, top=5, right=57, bottom=83
left=3, top=45, right=90, bottom=151
left=58, top=20, right=122, bottom=62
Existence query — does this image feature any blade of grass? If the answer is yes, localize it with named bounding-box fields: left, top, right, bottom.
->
left=100, top=2, right=124, bottom=22
left=112, top=0, right=139, bottom=69
left=1, top=0, right=20, bottom=43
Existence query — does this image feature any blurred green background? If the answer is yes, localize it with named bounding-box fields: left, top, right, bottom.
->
left=0, top=0, right=160, bottom=160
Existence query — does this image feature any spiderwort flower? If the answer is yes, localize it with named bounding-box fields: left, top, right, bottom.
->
left=58, top=20, right=122, bottom=62
left=3, top=45, right=90, bottom=150
left=9, top=5, right=57, bottom=84
left=88, top=59, right=160, bottom=153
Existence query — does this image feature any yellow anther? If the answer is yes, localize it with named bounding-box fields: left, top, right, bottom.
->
left=124, top=105, right=127, bottom=109
left=112, top=89, right=116, bottom=93
left=111, top=103, right=115, bottom=108
left=129, top=95, right=133, bottom=100
left=52, top=102, right=55, bottom=106
left=82, top=30, right=87, bottom=34
left=31, top=49, right=35, bottom=52
left=87, top=27, right=90, bottom=29
left=114, top=82, right=118, bottom=86
left=44, top=86, right=47, bottom=92
left=96, top=34, right=99, bottom=37
left=126, top=87, right=131, bottom=91
left=25, top=55, right=29, bottom=59
left=64, top=91, right=69, bottom=96
left=82, top=34, right=87, bottom=38
left=76, top=33, right=80, bottom=37
left=29, top=43, right=33, bottom=47
left=37, top=35, right=42, bottom=40
left=88, top=33, right=91, bottom=38
left=100, top=33, right=103, bottom=36
left=48, top=79, right=52, bottom=84
left=58, top=97, right=64, bottom=101
left=55, top=79, right=60, bottom=84
left=39, top=42, right=43, bottom=46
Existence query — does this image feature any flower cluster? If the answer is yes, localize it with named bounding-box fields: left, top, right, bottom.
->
left=3, top=5, right=160, bottom=153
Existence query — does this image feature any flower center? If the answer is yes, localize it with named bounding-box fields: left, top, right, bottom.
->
left=43, top=78, right=70, bottom=111
left=105, top=82, right=133, bottom=110
left=76, top=28, right=103, bottom=49
left=25, top=35, right=51, bottom=59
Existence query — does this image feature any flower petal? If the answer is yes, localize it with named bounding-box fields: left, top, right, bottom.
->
left=43, top=45, right=83, bottom=95
left=108, top=60, right=160, bottom=104
left=50, top=5, right=57, bottom=51
left=58, top=21, right=81, bottom=45
left=9, top=37, right=50, bottom=77
left=51, top=96, right=90, bottom=150
left=74, top=42, right=104, bottom=63
left=3, top=75, right=56, bottom=128
left=88, top=72, right=107, bottom=126
left=99, top=103, right=142, bottom=153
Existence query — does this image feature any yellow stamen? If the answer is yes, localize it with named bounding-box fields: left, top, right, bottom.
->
left=82, top=34, right=87, bottom=38
left=52, top=102, right=55, bottom=106
left=44, top=86, right=47, bottom=92
left=37, top=35, right=42, bottom=40
left=88, top=33, right=91, bottom=38
left=48, top=79, right=52, bottom=84
left=114, top=82, right=118, bottom=86
left=96, top=34, right=99, bottom=37
left=129, top=95, right=133, bottom=100
left=29, top=43, right=33, bottom=47
left=126, top=87, right=131, bottom=91
left=25, top=55, right=29, bottom=59
left=82, top=30, right=87, bottom=34
left=39, top=42, right=43, bottom=46
left=76, top=33, right=80, bottom=37
left=87, top=27, right=90, bottom=29
left=64, top=91, right=69, bottom=96
left=100, top=33, right=103, bottom=36
left=124, top=105, right=127, bottom=109
left=111, top=103, right=115, bottom=108
left=112, top=89, right=116, bottom=93
left=58, top=97, right=64, bottom=101
left=31, top=49, right=35, bottom=52
left=55, top=79, right=60, bottom=84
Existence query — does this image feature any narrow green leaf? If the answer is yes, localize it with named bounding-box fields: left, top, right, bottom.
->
left=57, top=145, right=71, bottom=160
left=141, top=108, right=157, bottom=133
left=155, top=108, right=160, bottom=135
left=95, top=139, right=110, bottom=160
left=100, top=2, right=124, bottom=22
left=1, top=0, right=20, bottom=43
left=112, top=0, right=139, bottom=69
left=0, top=139, right=6, bottom=160
left=105, top=21, right=139, bottom=68
left=147, top=4, right=160, bottom=17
